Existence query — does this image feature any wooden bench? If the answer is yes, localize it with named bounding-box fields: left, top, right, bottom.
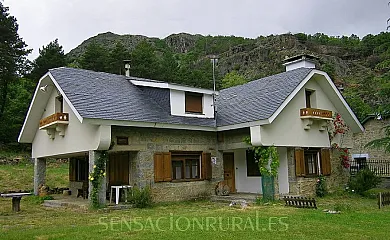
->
left=1, top=193, right=32, bottom=212
left=378, top=192, right=390, bottom=209
left=283, top=196, right=317, bottom=209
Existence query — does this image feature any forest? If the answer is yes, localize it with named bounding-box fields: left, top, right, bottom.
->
left=1, top=2, right=389, bottom=150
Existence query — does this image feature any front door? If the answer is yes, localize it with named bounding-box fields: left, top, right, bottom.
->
left=108, top=152, right=130, bottom=186
left=223, top=153, right=236, bottom=193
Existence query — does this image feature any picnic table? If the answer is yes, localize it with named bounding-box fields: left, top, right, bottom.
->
left=1, top=193, right=32, bottom=212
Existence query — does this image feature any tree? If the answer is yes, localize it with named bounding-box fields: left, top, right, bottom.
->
left=106, top=42, right=131, bottom=74
left=0, top=2, right=30, bottom=123
left=130, top=41, right=160, bottom=79
left=221, top=71, right=247, bottom=89
left=29, top=39, right=66, bottom=80
left=80, top=43, right=108, bottom=72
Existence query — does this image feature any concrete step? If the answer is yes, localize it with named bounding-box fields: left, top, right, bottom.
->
left=43, top=200, right=88, bottom=210
left=210, top=194, right=259, bottom=203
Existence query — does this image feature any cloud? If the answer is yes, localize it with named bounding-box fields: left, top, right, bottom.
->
left=5, top=0, right=389, bottom=60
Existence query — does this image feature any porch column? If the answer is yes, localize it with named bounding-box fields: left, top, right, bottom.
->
left=88, top=150, right=107, bottom=205
left=33, top=158, right=46, bottom=195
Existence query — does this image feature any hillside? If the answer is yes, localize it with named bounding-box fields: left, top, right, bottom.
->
left=66, top=32, right=390, bottom=121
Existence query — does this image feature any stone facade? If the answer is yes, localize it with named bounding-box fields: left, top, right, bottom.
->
left=111, top=126, right=223, bottom=202
left=287, top=147, right=349, bottom=196
left=351, top=117, right=390, bottom=161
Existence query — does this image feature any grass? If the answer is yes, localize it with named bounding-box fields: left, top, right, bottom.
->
left=0, top=160, right=69, bottom=192
left=0, top=194, right=389, bottom=240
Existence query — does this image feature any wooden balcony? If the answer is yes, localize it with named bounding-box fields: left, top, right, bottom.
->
left=39, top=113, right=69, bottom=129
left=300, top=108, right=332, bottom=120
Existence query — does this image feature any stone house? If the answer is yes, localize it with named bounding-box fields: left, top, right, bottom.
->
left=18, top=55, right=363, bottom=204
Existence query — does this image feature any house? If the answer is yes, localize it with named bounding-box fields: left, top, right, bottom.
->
left=350, top=114, right=390, bottom=186
left=18, top=55, right=363, bottom=204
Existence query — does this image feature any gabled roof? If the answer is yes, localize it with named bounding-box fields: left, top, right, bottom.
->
left=217, top=68, right=313, bottom=126
left=49, top=67, right=216, bottom=127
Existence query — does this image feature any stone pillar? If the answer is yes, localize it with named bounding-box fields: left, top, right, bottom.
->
left=34, top=158, right=46, bottom=195
left=88, top=150, right=107, bottom=205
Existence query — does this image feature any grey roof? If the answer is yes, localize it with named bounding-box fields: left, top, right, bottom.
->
left=49, top=67, right=312, bottom=128
left=49, top=67, right=216, bottom=127
left=216, top=68, right=313, bottom=126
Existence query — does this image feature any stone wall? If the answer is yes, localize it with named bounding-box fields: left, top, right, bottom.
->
left=287, top=147, right=349, bottom=196
left=111, top=126, right=223, bottom=202
left=351, top=118, right=390, bottom=160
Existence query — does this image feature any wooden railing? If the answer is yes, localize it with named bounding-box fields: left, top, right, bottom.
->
left=300, top=108, right=332, bottom=119
left=39, top=113, right=69, bottom=128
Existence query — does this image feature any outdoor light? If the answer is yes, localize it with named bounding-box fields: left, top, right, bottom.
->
left=39, top=85, right=48, bottom=93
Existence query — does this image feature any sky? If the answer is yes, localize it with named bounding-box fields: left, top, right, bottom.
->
left=5, top=0, right=390, bottom=60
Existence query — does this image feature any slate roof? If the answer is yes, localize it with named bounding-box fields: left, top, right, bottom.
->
left=49, top=67, right=313, bottom=128
left=216, top=68, right=312, bottom=126
left=49, top=67, right=216, bottom=127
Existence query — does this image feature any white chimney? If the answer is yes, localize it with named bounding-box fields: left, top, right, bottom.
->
left=124, top=60, right=131, bottom=77
left=283, top=54, right=318, bottom=71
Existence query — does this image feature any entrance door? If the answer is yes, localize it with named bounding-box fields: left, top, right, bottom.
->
left=223, top=153, right=236, bottom=193
left=108, top=152, right=130, bottom=186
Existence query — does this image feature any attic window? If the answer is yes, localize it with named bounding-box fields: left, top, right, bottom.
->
left=55, top=96, right=64, bottom=113
left=185, top=92, right=203, bottom=114
left=305, top=89, right=314, bottom=108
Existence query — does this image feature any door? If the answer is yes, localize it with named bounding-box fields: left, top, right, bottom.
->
left=108, top=152, right=130, bottom=186
left=223, top=153, right=236, bottom=193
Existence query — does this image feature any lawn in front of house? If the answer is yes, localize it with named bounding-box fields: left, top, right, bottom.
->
left=0, top=194, right=389, bottom=240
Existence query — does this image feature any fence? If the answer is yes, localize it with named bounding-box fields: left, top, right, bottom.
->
left=378, top=192, right=390, bottom=209
left=350, top=159, right=390, bottom=177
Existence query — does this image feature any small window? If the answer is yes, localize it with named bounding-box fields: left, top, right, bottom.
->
left=246, top=150, right=261, bottom=177
left=116, top=136, right=128, bottom=145
left=305, top=90, right=312, bottom=108
left=304, top=149, right=320, bottom=176
left=185, top=92, right=203, bottom=114
left=55, top=96, right=64, bottom=113
left=171, top=152, right=201, bottom=180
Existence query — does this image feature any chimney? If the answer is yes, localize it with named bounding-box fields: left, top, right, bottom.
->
left=124, top=60, right=131, bottom=77
left=283, top=54, right=318, bottom=71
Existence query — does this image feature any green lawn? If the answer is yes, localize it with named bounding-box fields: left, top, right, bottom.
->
left=0, top=194, right=389, bottom=240
left=0, top=160, right=69, bottom=192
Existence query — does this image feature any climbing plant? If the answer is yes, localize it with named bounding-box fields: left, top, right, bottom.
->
left=328, top=113, right=351, bottom=168
left=243, top=137, right=280, bottom=176
left=89, top=151, right=108, bottom=208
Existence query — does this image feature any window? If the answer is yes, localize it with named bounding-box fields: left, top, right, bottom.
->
left=185, top=92, right=203, bottom=114
left=305, top=90, right=312, bottom=108
left=246, top=150, right=261, bottom=177
left=295, top=148, right=331, bottom=177
left=55, top=96, right=64, bottom=113
left=69, top=158, right=88, bottom=182
left=154, top=151, right=211, bottom=182
left=116, top=136, right=128, bottom=145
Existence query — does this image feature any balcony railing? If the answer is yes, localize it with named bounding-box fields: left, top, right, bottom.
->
left=39, top=112, right=69, bottom=129
left=300, top=108, right=332, bottom=120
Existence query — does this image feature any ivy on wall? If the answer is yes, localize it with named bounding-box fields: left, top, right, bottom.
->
left=89, top=151, right=108, bottom=208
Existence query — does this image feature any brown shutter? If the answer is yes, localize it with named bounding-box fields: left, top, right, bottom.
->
left=69, top=158, right=76, bottom=181
left=154, top=153, right=164, bottom=182
left=162, top=152, right=172, bottom=181
left=185, top=93, right=203, bottom=113
left=295, top=148, right=306, bottom=177
left=321, top=148, right=332, bottom=176
left=202, top=152, right=212, bottom=180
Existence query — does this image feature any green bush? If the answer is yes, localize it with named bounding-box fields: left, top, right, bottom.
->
left=348, top=168, right=381, bottom=195
left=127, top=186, right=152, bottom=208
left=316, top=175, right=327, bottom=197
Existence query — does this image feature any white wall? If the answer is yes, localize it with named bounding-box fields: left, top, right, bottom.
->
left=32, top=89, right=110, bottom=158
left=285, top=61, right=315, bottom=71
left=277, top=147, right=289, bottom=194
left=255, top=77, right=339, bottom=148
left=170, top=89, right=214, bottom=118
left=233, top=149, right=262, bottom=193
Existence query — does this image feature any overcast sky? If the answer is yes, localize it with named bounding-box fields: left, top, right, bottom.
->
left=5, top=0, right=390, bottom=60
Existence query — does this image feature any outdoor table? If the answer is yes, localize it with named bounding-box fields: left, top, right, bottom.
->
left=110, top=185, right=132, bottom=205
left=1, top=192, right=32, bottom=212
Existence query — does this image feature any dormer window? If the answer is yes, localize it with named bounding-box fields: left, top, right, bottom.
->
left=185, top=92, right=203, bottom=114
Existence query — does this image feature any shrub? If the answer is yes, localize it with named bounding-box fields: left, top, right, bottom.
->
left=316, top=175, right=327, bottom=197
left=348, top=168, right=381, bottom=195
left=127, top=186, right=152, bottom=208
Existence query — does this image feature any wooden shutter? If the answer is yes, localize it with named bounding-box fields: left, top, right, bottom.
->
left=295, top=148, right=306, bottom=177
left=202, top=152, right=212, bottom=180
left=154, top=153, right=164, bottom=182
left=162, top=152, right=172, bottom=181
left=69, top=158, right=76, bottom=181
left=154, top=152, right=172, bottom=182
left=185, top=93, right=203, bottom=113
left=321, top=148, right=332, bottom=176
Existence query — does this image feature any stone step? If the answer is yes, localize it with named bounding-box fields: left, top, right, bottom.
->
left=210, top=194, right=258, bottom=203
left=43, top=200, right=88, bottom=210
